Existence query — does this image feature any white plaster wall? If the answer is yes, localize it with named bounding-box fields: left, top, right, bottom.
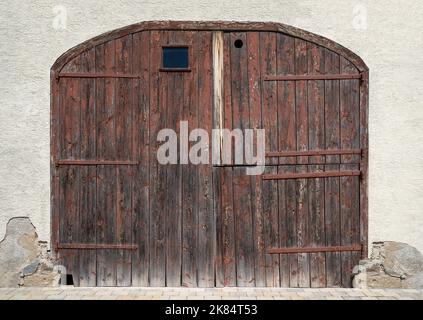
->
left=0, top=0, right=422, bottom=253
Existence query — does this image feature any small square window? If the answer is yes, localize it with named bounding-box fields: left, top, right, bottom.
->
left=162, top=46, right=189, bottom=70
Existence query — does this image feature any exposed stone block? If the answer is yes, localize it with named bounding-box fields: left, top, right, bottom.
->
left=353, top=241, right=423, bottom=289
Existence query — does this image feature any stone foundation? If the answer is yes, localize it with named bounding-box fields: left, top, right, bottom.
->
left=0, top=217, right=61, bottom=287
left=353, top=241, right=423, bottom=289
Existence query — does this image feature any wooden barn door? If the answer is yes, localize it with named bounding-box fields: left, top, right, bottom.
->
left=52, top=24, right=367, bottom=288
left=214, top=31, right=365, bottom=287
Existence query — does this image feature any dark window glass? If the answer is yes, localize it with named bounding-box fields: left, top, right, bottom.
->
left=163, top=47, right=189, bottom=69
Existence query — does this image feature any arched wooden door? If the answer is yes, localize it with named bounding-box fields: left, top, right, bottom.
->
left=51, top=21, right=368, bottom=287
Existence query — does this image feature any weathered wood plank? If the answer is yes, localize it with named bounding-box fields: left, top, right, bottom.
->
left=131, top=31, right=150, bottom=286
left=307, top=43, right=326, bottom=288
left=114, top=34, right=133, bottom=287
left=149, top=30, right=167, bottom=286
left=294, top=38, right=310, bottom=288
left=215, top=33, right=236, bottom=287
left=220, top=167, right=236, bottom=286
left=96, top=40, right=117, bottom=287
left=324, top=48, right=342, bottom=287
left=233, top=167, right=255, bottom=286
left=247, top=32, right=266, bottom=287
left=259, top=31, right=280, bottom=286
left=59, top=53, right=81, bottom=285
left=197, top=31, right=215, bottom=287
left=359, top=71, right=369, bottom=259
left=340, top=57, right=360, bottom=287
left=181, top=31, right=199, bottom=287
left=78, top=48, right=97, bottom=287
left=164, top=31, right=183, bottom=287
left=276, top=32, right=296, bottom=287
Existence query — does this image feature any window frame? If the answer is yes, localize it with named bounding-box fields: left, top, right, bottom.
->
left=160, top=45, right=191, bottom=72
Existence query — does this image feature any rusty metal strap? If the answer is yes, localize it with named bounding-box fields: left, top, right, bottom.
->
left=267, top=245, right=362, bottom=254
left=262, top=170, right=361, bottom=180
left=57, top=243, right=138, bottom=250
left=266, top=149, right=362, bottom=158
left=263, top=73, right=363, bottom=81
left=55, top=160, right=139, bottom=166
left=58, top=72, right=141, bottom=79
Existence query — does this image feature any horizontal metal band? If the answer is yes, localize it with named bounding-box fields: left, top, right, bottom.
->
left=267, top=245, right=362, bottom=254
left=57, top=243, right=138, bottom=250
left=55, top=160, right=139, bottom=166
left=266, top=149, right=362, bottom=157
left=263, top=73, right=362, bottom=81
left=58, top=72, right=141, bottom=79
left=262, top=170, right=361, bottom=180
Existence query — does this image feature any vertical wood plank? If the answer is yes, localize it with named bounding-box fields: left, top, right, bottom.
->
left=149, top=30, right=167, bottom=286
left=359, top=71, right=369, bottom=259
left=324, top=49, right=342, bottom=287
left=307, top=43, right=326, bottom=287
left=182, top=31, right=199, bottom=287
left=213, top=31, right=224, bottom=164
left=114, top=35, right=133, bottom=286
left=294, top=38, right=310, bottom=288
left=247, top=32, right=266, bottom=287
left=96, top=40, right=117, bottom=286
left=231, top=32, right=255, bottom=286
left=131, top=31, right=150, bottom=286
left=165, top=31, right=183, bottom=287
left=260, top=31, right=280, bottom=287
left=59, top=55, right=81, bottom=285
left=233, top=167, right=255, bottom=286
left=197, top=31, right=215, bottom=287
left=215, top=33, right=236, bottom=287
left=261, top=166, right=280, bottom=286
left=78, top=49, right=97, bottom=286
left=340, top=57, right=360, bottom=287
left=276, top=33, right=296, bottom=287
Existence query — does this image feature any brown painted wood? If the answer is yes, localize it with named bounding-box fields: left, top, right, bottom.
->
left=275, top=33, right=297, bottom=287
left=149, top=30, right=167, bottom=286
left=295, top=38, right=310, bottom=288
left=181, top=31, right=199, bottom=287
left=52, top=23, right=368, bottom=288
left=115, top=35, right=133, bottom=287
left=324, top=48, right=342, bottom=287
left=307, top=43, right=326, bottom=288
left=230, top=32, right=255, bottom=286
left=164, top=31, right=183, bottom=287
left=215, top=33, right=236, bottom=287
left=339, top=57, right=361, bottom=287
left=359, top=71, right=369, bottom=259
left=197, top=31, right=215, bottom=287
left=78, top=48, right=97, bottom=287
left=247, top=32, right=266, bottom=287
left=96, top=40, right=118, bottom=287
left=59, top=54, right=82, bottom=286
left=259, top=32, right=280, bottom=286
left=131, top=30, right=150, bottom=286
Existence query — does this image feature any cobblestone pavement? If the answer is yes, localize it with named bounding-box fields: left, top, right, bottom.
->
left=0, top=287, right=422, bottom=300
